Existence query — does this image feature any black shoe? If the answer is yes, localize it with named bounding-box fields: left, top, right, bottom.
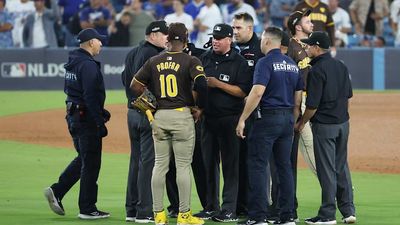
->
left=212, top=210, right=238, bottom=222
left=273, top=218, right=296, bottom=225
left=237, top=219, right=268, bottom=225
left=78, top=210, right=110, bottom=220
left=305, top=216, right=336, bottom=225
left=135, top=216, right=155, bottom=223
left=193, top=210, right=216, bottom=220
left=168, top=209, right=178, bottom=218
left=236, top=210, right=248, bottom=218
left=44, top=187, right=65, bottom=216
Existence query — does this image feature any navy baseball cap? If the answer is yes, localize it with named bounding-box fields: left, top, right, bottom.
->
left=301, top=31, right=331, bottom=49
left=145, top=20, right=169, bottom=35
left=77, top=28, right=106, bottom=44
left=209, top=23, right=233, bottom=39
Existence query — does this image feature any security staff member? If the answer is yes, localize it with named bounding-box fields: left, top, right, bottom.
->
left=44, top=28, right=110, bottom=220
left=297, top=31, right=356, bottom=225
left=131, top=22, right=207, bottom=225
left=121, top=21, right=180, bottom=222
left=197, top=23, right=252, bottom=222
left=236, top=27, right=303, bottom=225
left=231, top=12, right=264, bottom=217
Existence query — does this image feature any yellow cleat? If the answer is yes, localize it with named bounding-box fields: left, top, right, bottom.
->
left=177, top=210, right=205, bottom=225
left=154, top=210, right=168, bottom=225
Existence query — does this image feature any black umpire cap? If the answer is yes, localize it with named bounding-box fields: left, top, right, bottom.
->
left=145, top=20, right=169, bottom=35
left=209, top=23, right=233, bottom=39
left=287, top=9, right=311, bottom=35
left=77, top=28, right=107, bottom=44
left=301, top=31, right=331, bottom=49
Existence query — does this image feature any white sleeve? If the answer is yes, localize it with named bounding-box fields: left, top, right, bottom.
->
left=390, top=1, right=400, bottom=22
left=342, top=9, right=352, bottom=29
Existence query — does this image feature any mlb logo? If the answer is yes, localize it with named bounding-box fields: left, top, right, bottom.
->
left=215, top=26, right=221, bottom=31
left=219, top=73, right=230, bottom=82
left=1, top=63, right=27, bottom=78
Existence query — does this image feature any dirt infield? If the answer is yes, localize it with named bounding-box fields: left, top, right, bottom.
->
left=1, top=93, right=399, bottom=174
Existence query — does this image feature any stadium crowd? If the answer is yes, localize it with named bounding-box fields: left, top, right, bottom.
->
left=0, top=0, right=400, bottom=48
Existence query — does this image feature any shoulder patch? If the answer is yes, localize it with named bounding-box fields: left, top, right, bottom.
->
left=196, top=65, right=204, bottom=72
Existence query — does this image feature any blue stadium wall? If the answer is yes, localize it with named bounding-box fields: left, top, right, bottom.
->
left=0, top=47, right=399, bottom=90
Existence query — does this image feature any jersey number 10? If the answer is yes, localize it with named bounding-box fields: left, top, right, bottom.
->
left=159, top=74, right=178, bottom=98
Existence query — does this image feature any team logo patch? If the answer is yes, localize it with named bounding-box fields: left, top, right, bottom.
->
left=247, top=60, right=254, bottom=67
left=320, top=7, right=325, bottom=13
left=1, top=63, right=26, bottom=78
left=219, top=74, right=230, bottom=82
left=196, top=65, right=204, bottom=71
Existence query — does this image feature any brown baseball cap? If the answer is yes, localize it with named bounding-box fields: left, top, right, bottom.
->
left=287, top=9, right=311, bottom=35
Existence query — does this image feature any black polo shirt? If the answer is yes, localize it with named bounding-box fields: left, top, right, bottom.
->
left=200, top=49, right=251, bottom=117
left=306, top=52, right=353, bottom=124
left=234, top=32, right=264, bottom=76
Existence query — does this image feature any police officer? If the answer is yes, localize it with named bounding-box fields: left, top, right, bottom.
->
left=121, top=20, right=180, bottom=222
left=236, top=27, right=303, bottom=225
left=197, top=23, right=252, bottom=222
left=44, top=28, right=110, bottom=220
left=297, top=31, right=356, bottom=225
left=231, top=12, right=264, bottom=217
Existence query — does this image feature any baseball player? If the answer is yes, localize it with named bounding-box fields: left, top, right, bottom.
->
left=130, top=22, right=208, bottom=225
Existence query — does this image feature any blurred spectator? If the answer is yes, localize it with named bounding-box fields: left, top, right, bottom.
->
left=349, top=0, right=389, bottom=36
left=184, top=0, right=204, bottom=42
left=194, top=0, right=222, bottom=48
left=221, top=0, right=259, bottom=26
left=0, top=0, right=14, bottom=48
left=329, top=0, right=351, bottom=47
left=110, top=0, right=127, bottom=13
left=6, top=0, right=35, bottom=47
left=266, top=0, right=297, bottom=28
left=294, top=0, right=335, bottom=49
left=390, top=0, right=400, bottom=46
left=102, top=0, right=116, bottom=18
left=127, top=0, right=155, bottom=46
left=80, top=0, right=112, bottom=38
left=143, top=0, right=164, bottom=19
left=23, top=0, right=58, bottom=47
left=108, top=10, right=130, bottom=46
left=161, top=0, right=174, bottom=17
left=58, top=0, right=87, bottom=47
left=164, top=0, right=193, bottom=33
left=374, top=35, right=386, bottom=47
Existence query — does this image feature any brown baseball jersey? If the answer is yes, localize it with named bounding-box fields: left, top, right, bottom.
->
left=294, top=0, right=335, bottom=45
left=287, top=37, right=311, bottom=90
left=134, top=52, right=205, bottom=109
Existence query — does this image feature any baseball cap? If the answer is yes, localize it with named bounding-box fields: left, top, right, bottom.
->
left=168, top=23, right=188, bottom=42
left=287, top=9, right=311, bottom=35
left=145, top=20, right=169, bottom=35
left=208, top=23, right=233, bottom=39
left=301, top=31, right=330, bottom=49
left=77, top=28, right=107, bottom=44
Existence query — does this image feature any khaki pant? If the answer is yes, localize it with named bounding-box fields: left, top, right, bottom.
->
left=151, top=108, right=195, bottom=212
left=299, top=95, right=317, bottom=175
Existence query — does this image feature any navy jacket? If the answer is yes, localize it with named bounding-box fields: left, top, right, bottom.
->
left=64, top=48, right=106, bottom=126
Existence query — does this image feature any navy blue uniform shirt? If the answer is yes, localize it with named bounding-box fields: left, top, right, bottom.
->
left=306, top=52, right=353, bottom=124
left=253, top=49, right=303, bottom=109
left=64, top=48, right=106, bottom=126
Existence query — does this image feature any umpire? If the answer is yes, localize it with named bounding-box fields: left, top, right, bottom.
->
left=236, top=27, right=303, bottom=225
left=197, top=23, right=252, bottom=222
left=297, top=31, right=356, bottom=225
left=231, top=12, right=264, bottom=217
left=44, top=28, right=110, bottom=220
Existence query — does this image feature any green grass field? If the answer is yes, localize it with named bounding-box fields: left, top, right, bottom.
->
left=1, top=91, right=400, bottom=225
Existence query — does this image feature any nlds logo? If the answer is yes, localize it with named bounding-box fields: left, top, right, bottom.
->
left=1, top=63, right=26, bottom=78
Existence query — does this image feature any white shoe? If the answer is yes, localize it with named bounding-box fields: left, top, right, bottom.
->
left=78, top=210, right=110, bottom=219
left=342, top=216, right=356, bottom=224
left=126, top=216, right=136, bottom=222
left=43, top=187, right=65, bottom=216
